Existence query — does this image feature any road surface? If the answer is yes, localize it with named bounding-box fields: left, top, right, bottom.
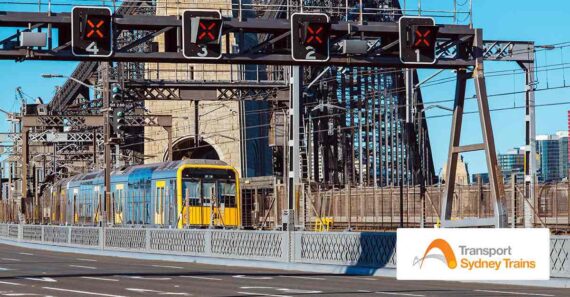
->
left=0, top=243, right=565, bottom=297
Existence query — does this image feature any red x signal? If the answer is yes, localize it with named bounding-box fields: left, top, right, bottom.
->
left=86, top=18, right=105, bottom=39
left=306, top=25, right=324, bottom=44
left=413, top=28, right=432, bottom=48
left=198, top=21, right=217, bottom=42
left=305, top=24, right=325, bottom=45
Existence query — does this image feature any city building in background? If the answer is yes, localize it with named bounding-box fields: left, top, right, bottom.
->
left=536, top=131, right=568, bottom=182
left=498, top=147, right=525, bottom=183
left=471, top=173, right=489, bottom=184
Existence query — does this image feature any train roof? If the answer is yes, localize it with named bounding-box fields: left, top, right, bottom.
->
left=65, top=159, right=232, bottom=186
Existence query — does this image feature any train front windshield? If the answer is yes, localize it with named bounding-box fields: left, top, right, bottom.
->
left=181, top=168, right=237, bottom=207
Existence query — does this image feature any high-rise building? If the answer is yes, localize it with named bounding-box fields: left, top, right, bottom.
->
left=472, top=173, right=489, bottom=184
left=498, top=147, right=525, bottom=183
left=536, top=131, right=568, bottom=182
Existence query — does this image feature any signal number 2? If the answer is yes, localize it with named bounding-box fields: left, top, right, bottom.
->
left=305, top=46, right=316, bottom=60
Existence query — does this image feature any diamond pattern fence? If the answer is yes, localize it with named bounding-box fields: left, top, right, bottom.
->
left=293, top=232, right=396, bottom=268
left=22, top=225, right=42, bottom=242
left=551, top=236, right=570, bottom=277
left=211, top=230, right=286, bottom=261
left=149, top=229, right=205, bottom=254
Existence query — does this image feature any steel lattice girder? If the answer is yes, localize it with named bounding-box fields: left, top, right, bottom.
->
left=0, top=11, right=479, bottom=69
left=21, top=115, right=172, bottom=128
left=124, top=80, right=290, bottom=101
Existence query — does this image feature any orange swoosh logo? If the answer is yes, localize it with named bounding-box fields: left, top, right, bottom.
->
left=420, top=238, right=457, bottom=269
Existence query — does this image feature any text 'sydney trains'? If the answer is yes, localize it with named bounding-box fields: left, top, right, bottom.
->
left=42, top=159, right=241, bottom=228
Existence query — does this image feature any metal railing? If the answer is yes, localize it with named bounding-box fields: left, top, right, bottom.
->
left=0, top=224, right=568, bottom=277
left=0, top=223, right=394, bottom=266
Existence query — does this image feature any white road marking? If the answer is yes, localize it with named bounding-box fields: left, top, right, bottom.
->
left=80, top=277, right=119, bottom=282
left=18, top=253, right=34, bottom=256
left=233, top=275, right=273, bottom=280
left=77, top=258, right=98, bottom=262
left=278, top=275, right=325, bottom=281
left=474, top=290, right=554, bottom=297
left=151, top=265, right=184, bottom=269
left=375, top=292, right=425, bottom=297
left=126, top=288, right=191, bottom=296
left=180, top=276, right=222, bottom=281
left=69, top=265, right=97, bottom=270
left=0, top=259, right=20, bottom=262
left=42, top=287, right=126, bottom=297
left=240, top=287, right=321, bottom=294
left=22, top=277, right=57, bottom=283
left=0, top=282, right=21, bottom=286
left=2, top=294, right=45, bottom=296
left=238, top=292, right=290, bottom=297
left=123, top=276, right=172, bottom=280
left=0, top=267, right=11, bottom=271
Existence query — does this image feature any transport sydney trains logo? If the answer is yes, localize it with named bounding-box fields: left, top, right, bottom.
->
left=413, top=238, right=458, bottom=269
left=412, top=238, right=538, bottom=271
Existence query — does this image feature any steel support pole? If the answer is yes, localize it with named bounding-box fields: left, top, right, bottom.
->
left=102, top=62, right=111, bottom=227
left=21, top=127, right=29, bottom=222
left=520, top=53, right=536, bottom=228
left=285, top=65, right=302, bottom=231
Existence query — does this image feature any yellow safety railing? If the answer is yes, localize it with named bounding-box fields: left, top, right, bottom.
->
left=314, top=217, right=333, bottom=232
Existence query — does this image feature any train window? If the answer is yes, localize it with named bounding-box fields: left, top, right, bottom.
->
left=155, top=187, right=164, bottom=214
left=218, top=182, right=236, bottom=207
left=182, top=180, right=200, bottom=206
left=202, top=182, right=215, bottom=205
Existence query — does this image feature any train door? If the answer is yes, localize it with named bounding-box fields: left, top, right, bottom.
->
left=60, top=189, right=66, bottom=224
left=114, top=184, right=124, bottom=225
left=93, top=186, right=100, bottom=225
left=201, top=181, right=216, bottom=226
left=155, top=181, right=165, bottom=225
left=165, top=180, right=175, bottom=227
left=73, top=189, right=78, bottom=224
left=218, top=180, right=237, bottom=226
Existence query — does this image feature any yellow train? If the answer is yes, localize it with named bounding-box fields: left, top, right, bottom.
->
left=44, top=160, right=241, bottom=228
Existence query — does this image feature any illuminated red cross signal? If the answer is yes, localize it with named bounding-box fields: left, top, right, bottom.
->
left=198, top=21, right=218, bottom=42
left=411, top=25, right=437, bottom=50
left=72, top=7, right=113, bottom=57
left=305, top=25, right=325, bottom=45
left=86, top=18, right=105, bottom=39
left=414, top=28, right=432, bottom=47
left=190, top=18, right=222, bottom=44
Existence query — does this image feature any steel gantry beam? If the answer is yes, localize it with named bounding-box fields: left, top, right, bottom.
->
left=0, top=11, right=478, bottom=69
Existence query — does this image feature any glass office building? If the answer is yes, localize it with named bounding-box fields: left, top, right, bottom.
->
left=498, top=148, right=525, bottom=183
left=536, top=132, right=568, bottom=182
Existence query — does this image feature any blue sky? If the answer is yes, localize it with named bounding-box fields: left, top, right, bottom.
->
left=0, top=1, right=569, bottom=176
